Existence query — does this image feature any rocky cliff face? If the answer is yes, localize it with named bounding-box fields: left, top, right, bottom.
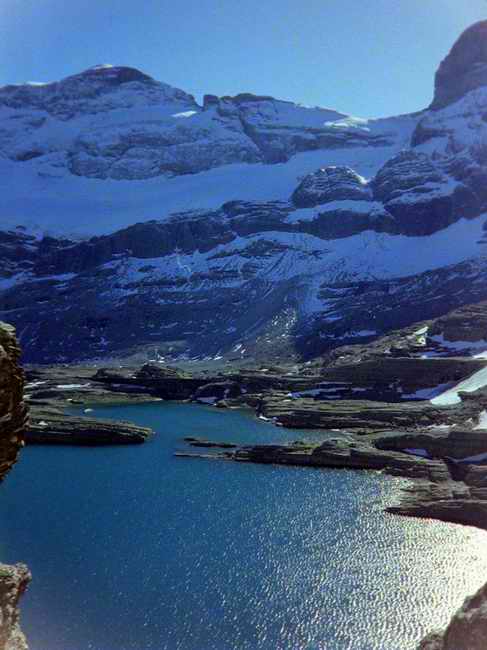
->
left=431, top=21, right=487, bottom=110
left=0, top=564, right=30, bottom=650
left=0, top=324, right=27, bottom=478
left=0, top=323, right=29, bottom=650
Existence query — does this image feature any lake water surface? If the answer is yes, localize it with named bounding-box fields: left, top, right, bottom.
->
left=1, top=402, right=487, bottom=650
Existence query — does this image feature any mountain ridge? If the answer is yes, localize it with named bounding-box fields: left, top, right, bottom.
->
left=2, top=21, right=487, bottom=364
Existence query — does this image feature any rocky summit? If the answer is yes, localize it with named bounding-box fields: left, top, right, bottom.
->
left=432, top=21, right=487, bottom=109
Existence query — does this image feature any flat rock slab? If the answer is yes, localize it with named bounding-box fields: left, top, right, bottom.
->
left=27, top=411, right=153, bottom=445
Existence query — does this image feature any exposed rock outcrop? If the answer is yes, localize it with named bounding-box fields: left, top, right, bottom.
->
left=429, top=301, right=487, bottom=345
left=27, top=408, right=152, bottom=445
left=372, top=151, right=478, bottom=235
left=375, top=428, right=487, bottom=460
left=291, top=166, right=371, bottom=208
left=0, top=564, right=31, bottom=650
left=0, top=323, right=29, bottom=650
left=0, top=324, right=27, bottom=480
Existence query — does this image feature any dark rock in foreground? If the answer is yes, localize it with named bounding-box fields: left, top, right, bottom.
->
left=0, top=323, right=30, bottom=650
left=432, top=20, right=487, bottom=109
left=419, top=582, right=487, bottom=649
left=179, top=430, right=487, bottom=532
left=0, top=564, right=31, bottom=650
left=0, top=324, right=27, bottom=481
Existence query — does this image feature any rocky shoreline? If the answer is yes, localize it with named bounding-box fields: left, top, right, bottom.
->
left=179, top=430, right=487, bottom=531
left=419, top=581, right=487, bottom=650
left=23, top=353, right=487, bottom=531
left=25, top=366, right=157, bottom=445
left=17, top=304, right=487, bottom=649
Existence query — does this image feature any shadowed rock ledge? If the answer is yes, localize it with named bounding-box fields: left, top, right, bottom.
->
left=0, top=323, right=29, bottom=650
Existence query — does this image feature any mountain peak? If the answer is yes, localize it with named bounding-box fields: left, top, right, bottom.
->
left=431, top=20, right=487, bottom=109
left=67, top=64, right=157, bottom=86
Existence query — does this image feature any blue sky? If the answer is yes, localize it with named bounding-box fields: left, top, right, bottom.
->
left=1, top=0, right=487, bottom=117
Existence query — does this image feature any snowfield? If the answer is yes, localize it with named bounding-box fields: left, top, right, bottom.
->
left=0, top=143, right=409, bottom=238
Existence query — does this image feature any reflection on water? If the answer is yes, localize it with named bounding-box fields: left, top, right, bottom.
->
left=0, top=402, right=486, bottom=650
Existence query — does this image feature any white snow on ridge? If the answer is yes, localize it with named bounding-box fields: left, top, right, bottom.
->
left=97, top=214, right=487, bottom=297
left=415, top=86, right=487, bottom=157
left=285, top=200, right=384, bottom=224
left=431, top=366, right=487, bottom=406
left=238, top=98, right=347, bottom=129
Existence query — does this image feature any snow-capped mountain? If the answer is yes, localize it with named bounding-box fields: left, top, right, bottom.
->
left=2, top=22, right=487, bottom=363
left=0, top=63, right=416, bottom=235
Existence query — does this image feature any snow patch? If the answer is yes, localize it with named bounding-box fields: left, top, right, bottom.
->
left=431, top=366, right=487, bottom=406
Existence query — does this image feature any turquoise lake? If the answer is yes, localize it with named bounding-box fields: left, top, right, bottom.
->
left=1, top=402, right=487, bottom=650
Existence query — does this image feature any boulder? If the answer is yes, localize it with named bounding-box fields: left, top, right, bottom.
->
left=372, top=151, right=478, bottom=235
left=291, top=166, right=371, bottom=208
